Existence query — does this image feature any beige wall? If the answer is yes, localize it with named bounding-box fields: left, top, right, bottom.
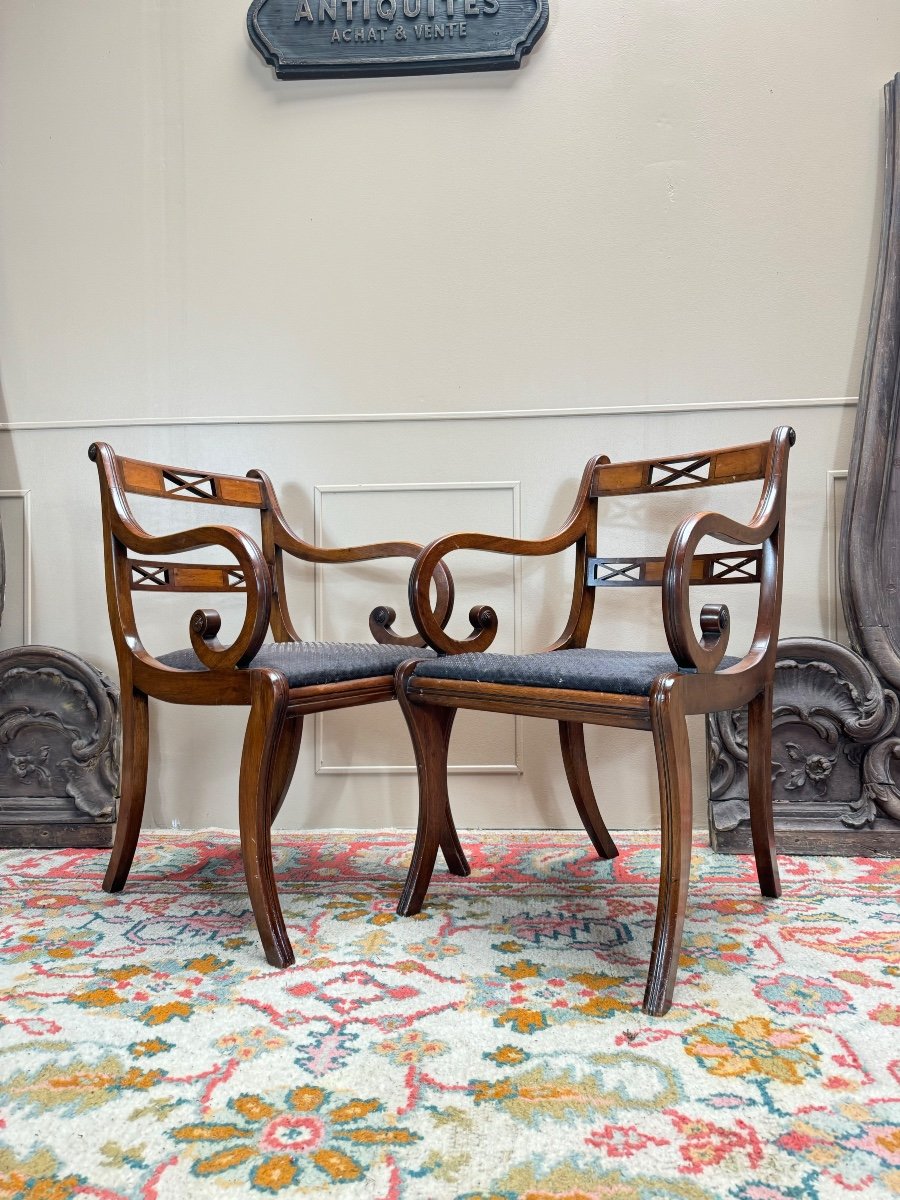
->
left=0, top=1, right=891, bottom=829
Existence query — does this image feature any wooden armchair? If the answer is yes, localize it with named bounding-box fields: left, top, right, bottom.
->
left=88, top=443, right=468, bottom=967
left=396, top=426, right=795, bottom=1015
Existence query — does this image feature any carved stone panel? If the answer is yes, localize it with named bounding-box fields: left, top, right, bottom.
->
left=709, top=639, right=900, bottom=855
left=0, top=646, right=119, bottom=848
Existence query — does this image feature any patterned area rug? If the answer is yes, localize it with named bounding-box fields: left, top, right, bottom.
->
left=1, top=831, right=899, bottom=1200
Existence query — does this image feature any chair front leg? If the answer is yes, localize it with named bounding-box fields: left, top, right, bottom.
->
left=558, top=721, right=618, bottom=860
left=103, top=683, right=150, bottom=894
left=268, top=715, right=304, bottom=827
left=747, top=683, right=781, bottom=898
left=645, top=678, right=694, bottom=1016
left=239, top=669, right=294, bottom=967
left=396, top=663, right=458, bottom=916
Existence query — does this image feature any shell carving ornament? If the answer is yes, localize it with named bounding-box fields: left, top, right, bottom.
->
left=0, top=645, right=120, bottom=846
left=708, top=639, right=900, bottom=844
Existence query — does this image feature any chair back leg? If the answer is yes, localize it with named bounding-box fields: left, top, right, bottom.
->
left=645, top=679, right=694, bottom=1016
left=239, top=670, right=294, bottom=968
left=268, top=715, right=304, bottom=827
left=747, top=684, right=781, bottom=898
left=103, top=683, right=150, bottom=894
left=558, top=721, right=619, bottom=860
left=396, top=664, right=458, bottom=915
left=439, top=800, right=471, bottom=878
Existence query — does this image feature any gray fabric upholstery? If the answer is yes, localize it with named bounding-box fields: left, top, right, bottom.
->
left=412, top=648, right=739, bottom=697
left=158, top=641, right=433, bottom=686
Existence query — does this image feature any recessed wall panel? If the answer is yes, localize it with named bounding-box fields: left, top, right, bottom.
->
left=314, top=482, right=521, bottom=774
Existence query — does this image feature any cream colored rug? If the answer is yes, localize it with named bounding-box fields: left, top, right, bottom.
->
left=1, top=830, right=898, bottom=1198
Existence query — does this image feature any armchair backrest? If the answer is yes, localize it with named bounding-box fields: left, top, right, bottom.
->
left=90, top=442, right=276, bottom=672
left=105, top=452, right=270, bottom=594
left=582, top=427, right=795, bottom=675
left=586, top=438, right=777, bottom=593
left=90, top=443, right=452, bottom=673
left=407, top=427, right=794, bottom=673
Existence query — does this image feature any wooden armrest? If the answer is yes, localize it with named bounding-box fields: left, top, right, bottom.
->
left=662, top=426, right=795, bottom=673
left=409, top=455, right=606, bottom=655
left=120, top=522, right=271, bottom=672
left=249, top=467, right=454, bottom=648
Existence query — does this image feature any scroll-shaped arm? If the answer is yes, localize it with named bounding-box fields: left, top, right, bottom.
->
left=408, top=455, right=607, bottom=655
left=248, top=467, right=454, bottom=647
left=662, top=426, right=795, bottom=673
left=90, top=442, right=271, bottom=671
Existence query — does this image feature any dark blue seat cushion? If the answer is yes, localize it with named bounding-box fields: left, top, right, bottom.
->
left=412, top=648, right=739, bottom=697
left=158, top=641, right=433, bottom=687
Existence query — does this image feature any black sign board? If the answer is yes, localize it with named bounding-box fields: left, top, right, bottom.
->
left=247, top=0, right=548, bottom=79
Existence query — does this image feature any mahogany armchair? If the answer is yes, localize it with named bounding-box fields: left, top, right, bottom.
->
left=89, top=443, right=467, bottom=967
left=396, top=426, right=795, bottom=1015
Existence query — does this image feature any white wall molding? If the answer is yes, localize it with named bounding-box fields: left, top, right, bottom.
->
left=0, top=490, right=32, bottom=647
left=0, top=395, right=857, bottom=433
left=312, top=480, right=523, bottom=776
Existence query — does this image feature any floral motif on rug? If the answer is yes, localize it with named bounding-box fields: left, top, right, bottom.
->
left=0, top=831, right=898, bottom=1198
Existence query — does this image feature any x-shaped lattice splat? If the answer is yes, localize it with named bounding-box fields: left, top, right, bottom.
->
left=131, top=562, right=169, bottom=588
left=162, top=470, right=217, bottom=499
left=710, top=554, right=759, bottom=582
left=649, top=456, right=712, bottom=487
left=594, top=561, right=643, bottom=584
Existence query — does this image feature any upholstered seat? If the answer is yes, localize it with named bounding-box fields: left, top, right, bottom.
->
left=413, top=648, right=739, bottom=697
left=160, top=641, right=433, bottom=687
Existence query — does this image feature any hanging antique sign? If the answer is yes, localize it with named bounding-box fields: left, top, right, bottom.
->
left=247, top=0, right=548, bottom=79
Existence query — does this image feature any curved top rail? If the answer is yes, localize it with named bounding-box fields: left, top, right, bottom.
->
left=92, top=446, right=266, bottom=510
